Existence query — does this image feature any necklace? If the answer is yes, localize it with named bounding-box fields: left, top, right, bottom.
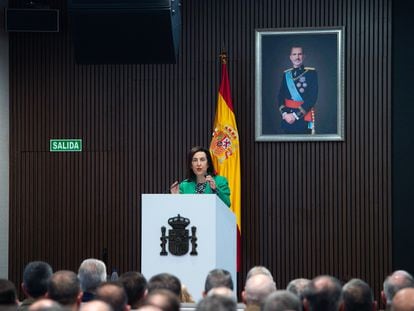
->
left=195, top=182, right=207, bottom=194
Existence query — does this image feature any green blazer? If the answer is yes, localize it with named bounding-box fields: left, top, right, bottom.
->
left=179, top=175, right=231, bottom=207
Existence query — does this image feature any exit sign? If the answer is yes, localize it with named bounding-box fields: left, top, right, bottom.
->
left=50, top=139, right=82, bottom=152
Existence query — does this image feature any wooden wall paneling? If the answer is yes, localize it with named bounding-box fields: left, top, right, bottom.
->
left=8, top=0, right=391, bottom=303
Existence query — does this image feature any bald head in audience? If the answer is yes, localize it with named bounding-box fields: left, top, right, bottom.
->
left=242, top=273, right=276, bottom=307
left=304, top=275, right=342, bottom=311
left=96, top=282, right=130, bottom=311
left=79, top=300, right=113, bottom=311
left=28, top=298, right=63, bottom=311
left=391, top=288, right=414, bottom=311
left=207, top=287, right=235, bottom=300
left=47, top=270, right=82, bottom=310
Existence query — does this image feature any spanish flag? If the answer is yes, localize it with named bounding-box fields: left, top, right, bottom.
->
left=209, top=54, right=241, bottom=271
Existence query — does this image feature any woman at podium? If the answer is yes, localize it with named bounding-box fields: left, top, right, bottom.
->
left=170, top=146, right=231, bottom=207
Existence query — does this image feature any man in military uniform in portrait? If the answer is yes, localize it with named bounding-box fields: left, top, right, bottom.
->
left=278, top=46, right=318, bottom=134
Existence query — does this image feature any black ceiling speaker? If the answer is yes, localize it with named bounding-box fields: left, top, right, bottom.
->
left=68, top=0, right=181, bottom=64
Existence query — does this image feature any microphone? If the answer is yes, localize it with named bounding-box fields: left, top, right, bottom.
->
left=165, top=180, right=180, bottom=194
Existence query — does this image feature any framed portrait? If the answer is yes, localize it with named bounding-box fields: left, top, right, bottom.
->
left=255, top=27, right=345, bottom=141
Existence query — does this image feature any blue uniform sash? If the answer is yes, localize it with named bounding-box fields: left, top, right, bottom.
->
left=285, top=71, right=303, bottom=101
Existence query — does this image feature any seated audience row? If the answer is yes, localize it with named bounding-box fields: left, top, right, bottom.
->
left=1, top=259, right=414, bottom=311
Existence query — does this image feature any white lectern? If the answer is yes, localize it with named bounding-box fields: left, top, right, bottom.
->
left=141, top=194, right=236, bottom=301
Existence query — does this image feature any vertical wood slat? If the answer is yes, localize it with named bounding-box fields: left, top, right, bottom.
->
left=8, top=0, right=391, bottom=304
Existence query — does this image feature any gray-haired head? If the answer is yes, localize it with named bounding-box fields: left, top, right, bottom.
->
left=262, top=290, right=302, bottom=311
left=246, top=266, right=274, bottom=281
left=342, top=278, right=373, bottom=311
left=78, top=258, right=107, bottom=293
left=287, top=278, right=311, bottom=300
left=383, top=270, right=414, bottom=305
left=243, top=274, right=276, bottom=306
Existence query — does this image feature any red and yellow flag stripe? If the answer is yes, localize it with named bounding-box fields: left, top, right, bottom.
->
left=209, top=55, right=241, bottom=270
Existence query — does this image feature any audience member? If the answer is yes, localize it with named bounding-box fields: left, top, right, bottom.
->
left=78, top=258, right=107, bottom=302
left=79, top=300, right=113, bottom=311
left=303, top=275, right=342, bottom=311
left=391, top=287, right=414, bottom=311
left=203, top=269, right=233, bottom=297
left=147, top=274, right=181, bottom=298
left=95, top=282, right=130, bottom=311
left=28, top=299, right=63, bottom=311
left=119, top=271, right=148, bottom=309
left=382, top=270, right=414, bottom=310
left=19, top=261, right=53, bottom=311
left=47, top=270, right=82, bottom=310
left=286, top=278, right=310, bottom=300
left=262, top=290, right=301, bottom=311
left=143, top=289, right=180, bottom=311
left=0, top=279, right=18, bottom=311
left=207, top=287, right=235, bottom=300
left=241, top=274, right=276, bottom=310
left=136, top=306, right=162, bottom=311
left=342, top=278, right=374, bottom=311
left=245, top=266, right=274, bottom=281
left=196, top=295, right=237, bottom=311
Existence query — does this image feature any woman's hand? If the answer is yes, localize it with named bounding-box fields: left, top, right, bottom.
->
left=170, top=181, right=179, bottom=194
left=205, top=175, right=217, bottom=191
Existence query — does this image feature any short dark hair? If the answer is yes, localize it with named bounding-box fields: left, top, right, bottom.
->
left=186, top=146, right=216, bottom=181
left=96, top=282, right=128, bottom=311
left=23, top=261, right=53, bottom=298
left=47, top=270, right=80, bottom=305
left=196, top=295, right=237, bottom=311
left=144, top=289, right=180, bottom=311
left=342, top=279, right=373, bottom=311
left=304, top=275, right=342, bottom=311
left=204, top=269, right=233, bottom=294
left=0, top=279, right=17, bottom=305
left=263, top=290, right=302, bottom=311
left=119, top=271, right=147, bottom=308
left=290, top=46, right=304, bottom=54
left=148, top=273, right=181, bottom=297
